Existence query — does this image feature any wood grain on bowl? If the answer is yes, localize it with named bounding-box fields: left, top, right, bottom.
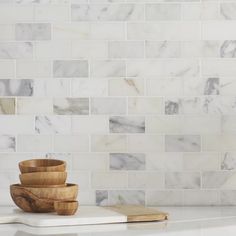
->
left=54, top=200, right=78, bottom=215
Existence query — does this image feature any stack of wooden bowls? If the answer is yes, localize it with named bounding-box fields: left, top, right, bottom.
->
left=10, top=159, right=78, bottom=215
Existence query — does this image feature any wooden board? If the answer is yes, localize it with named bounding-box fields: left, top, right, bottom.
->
left=106, top=205, right=168, bottom=222
left=0, top=205, right=168, bottom=227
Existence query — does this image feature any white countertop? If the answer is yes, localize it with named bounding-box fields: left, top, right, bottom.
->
left=1, top=206, right=236, bottom=235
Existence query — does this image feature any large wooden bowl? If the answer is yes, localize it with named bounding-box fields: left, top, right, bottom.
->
left=19, top=172, right=67, bottom=186
left=19, top=159, right=66, bottom=173
left=10, top=184, right=78, bottom=213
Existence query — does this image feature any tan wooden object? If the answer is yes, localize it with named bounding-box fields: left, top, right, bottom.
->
left=19, top=159, right=66, bottom=173
left=19, top=171, right=67, bottom=186
left=106, top=205, right=168, bottom=222
left=54, top=201, right=79, bottom=215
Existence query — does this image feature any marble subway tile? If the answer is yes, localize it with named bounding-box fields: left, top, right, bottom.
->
left=16, top=60, right=51, bottom=78
left=165, top=172, right=201, bottom=189
left=128, top=135, right=164, bottom=152
left=0, top=116, right=34, bottom=134
left=128, top=172, right=164, bottom=189
left=96, top=190, right=108, bottom=206
left=35, top=5, right=69, bottom=22
left=220, top=3, right=236, bottom=20
left=165, top=100, right=179, bottom=115
left=146, top=4, right=181, bottom=21
left=181, top=3, right=201, bottom=20
left=53, top=60, right=88, bottom=78
left=165, top=135, right=201, bottom=152
left=91, top=98, right=126, bottom=115
left=109, top=78, right=144, bottom=96
left=222, top=115, right=236, bottom=134
left=221, top=152, right=236, bottom=170
left=202, top=171, right=236, bottom=189
left=0, top=61, right=15, bottom=78
left=127, top=22, right=200, bottom=40
left=34, top=79, right=70, bottom=97
left=183, top=153, right=220, bottom=171
left=91, top=171, right=127, bottom=189
left=147, top=77, right=183, bottom=96
left=110, top=153, right=145, bottom=170
left=146, top=41, right=181, bottom=58
left=68, top=171, right=90, bottom=190
left=0, top=79, right=33, bottom=96
left=0, top=135, right=15, bottom=152
left=128, top=97, right=163, bottom=115
left=147, top=190, right=183, bottom=206
left=221, top=77, right=236, bottom=95
left=35, top=41, right=71, bottom=59
left=35, top=116, right=71, bottom=134
left=15, top=23, right=51, bottom=41
left=109, top=41, right=144, bottom=58
left=202, top=21, right=236, bottom=40
left=91, top=60, right=125, bottom=77
left=91, top=135, right=127, bottom=152
left=127, top=59, right=199, bottom=78
left=72, top=78, right=108, bottom=97
left=221, top=190, right=236, bottom=205
left=183, top=190, right=219, bottom=206
left=0, top=42, right=33, bottom=59
left=54, top=135, right=89, bottom=152
left=0, top=25, right=14, bottom=41
left=109, top=116, right=145, bottom=133
left=53, top=98, right=89, bottom=115
left=146, top=152, right=183, bottom=171
left=71, top=4, right=144, bottom=21
left=204, top=77, right=219, bottom=95
left=71, top=41, right=108, bottom=59
left=17, top=98, right=53, bottom=114
left=202, top=41, right=220, bottom=58
left=72, top=153, right=108, bottom=171
left=17, top=135, right=52, bottom=152
left=220, top=41, right=236, bottom=58
left=72, top=116, right=108, bottom=134
left=108, top=190, right=145, bottom=205
left=53, top=23, right=90, bottom=40
left=0, top=98, right=15, bottom=114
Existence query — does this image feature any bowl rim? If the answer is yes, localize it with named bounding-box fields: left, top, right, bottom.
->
left=19, top=171, right=67, bottom=177
left=10, top=183, right=78, bottom=189
left=19, top=159, right=66, bottom=168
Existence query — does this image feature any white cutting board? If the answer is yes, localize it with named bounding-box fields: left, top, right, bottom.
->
left=0, top=206, right=167, bottom=227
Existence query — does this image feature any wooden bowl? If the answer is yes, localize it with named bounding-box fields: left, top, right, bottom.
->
left=54, top=200, right=78, bottom=215
left=10, top=184, right=78, bottom=213
left=19, top=159, right=66, bottom=174
left=19, top=172, right=67, bottom=186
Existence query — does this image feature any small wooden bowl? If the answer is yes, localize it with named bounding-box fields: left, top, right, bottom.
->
left=19, top=159, right=66, bottom=173
left=10, top=184, right=78, bottom=213
left=54, top=201, right=78, bottom=215
left=19, top=172, right=67, bottom=186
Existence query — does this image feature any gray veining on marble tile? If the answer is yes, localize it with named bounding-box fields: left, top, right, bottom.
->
left=91, top=98, right=126, bottom=115
left=0, top=80, right=33, bottom=96
left=221, top=152, right=236, bottom=170
left=165, top=100, right=179, bottom=115
left=0, top=135, right=15, bottom=152
left=0, top=42, right=33, bottom=59
left=110, top=153, right=145, bottom=170
left=146, top=41, right=181, bottom=58
left=204, top=77, right=219, bottom=95
left=53, top=60, right=88, bottom=78
left=15, top=23, right=51, bottom=40
left=165, top=135, right=201, bottom=152
left=96, top=190, right=108, bottom=206
left=220, top=41, right=236, bottom=58
left=220, top=3, right=236, bottom=20
left=165, top=172, right=201, bottom=189
left=35, top=115, right=71, bottom=134
left=109, top=116, right=145, bottom=133
left=54, top=98, right=89, bottom=115
left=71, top=4, right=144, bottom=21
left=202, top=171, right=236, bottom=189
left=108, top=190, right=145, bottom=205
left=0, top=98, right=15, bottom=114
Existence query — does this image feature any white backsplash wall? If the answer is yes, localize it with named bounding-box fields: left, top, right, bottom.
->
left=0, top=0, right=236, bottom=206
